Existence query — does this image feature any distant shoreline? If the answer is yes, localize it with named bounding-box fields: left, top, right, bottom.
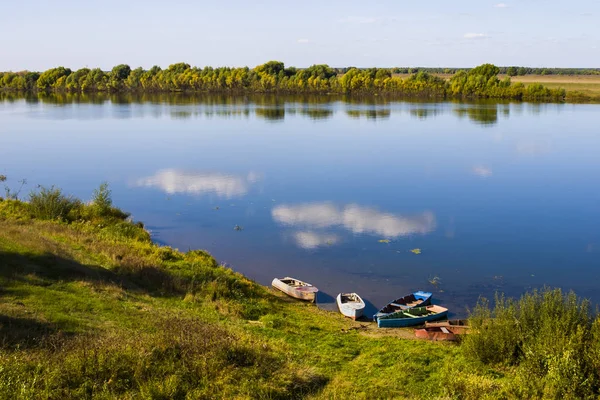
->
left=3, top=62, right=600, bottom=103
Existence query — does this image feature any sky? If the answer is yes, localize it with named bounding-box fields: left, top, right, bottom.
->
left=1, top=0, right=599, bottom=71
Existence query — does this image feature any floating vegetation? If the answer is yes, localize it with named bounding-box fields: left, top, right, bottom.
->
left=213, top=206, right=220, bottom=210
left=428, top=275, right=441, bottom=287
left=234, top=225, right=244, bottom=231
left=378, top=239, right=391, bottom=244
left=410, top=248, right=421, bottom=254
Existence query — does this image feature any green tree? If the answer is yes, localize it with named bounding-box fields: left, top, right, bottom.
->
left=167, top=63, right=191, bottom=74
left=255, top=61, right=285, bottom=76
left=37, top=67, right=71, bottom=90
left=111, top=64, right=131, bottom=80
left=469, top=64, right=500, bottom=80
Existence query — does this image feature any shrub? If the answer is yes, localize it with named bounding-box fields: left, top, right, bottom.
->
left=91, top=182, right=112, bottom=214
left=100, top=220, right=151, bottom=243
left=88, top=182, right=129, bottom=220
left=155, top=246, right=183, bottom=262
left=28, top=186, right=81, bottom=220
left=185, top=249, right=218, bottom=268
left=461, top=287, right=598, bottom=399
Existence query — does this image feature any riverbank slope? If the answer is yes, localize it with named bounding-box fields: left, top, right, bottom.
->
left=1, top=186, right=599, bottom=399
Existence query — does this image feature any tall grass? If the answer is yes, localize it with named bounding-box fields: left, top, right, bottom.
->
left=0, top=315, right=326, bottom=399
left=459, top=288, right=600, bottom=399
left=28, top=185, right=80, bottom=220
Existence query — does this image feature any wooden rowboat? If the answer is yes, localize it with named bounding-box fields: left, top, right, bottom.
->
left=336, top=293, right=365, bottom=320
left=271, top=277, right=318, bottom=302
left=425, top=319, right=470, bottom=335
left=373, top=291, right=432, bottom=321
left=377, top=305, right=448, bottom=328
left=414, top=326, right=457, bottom=341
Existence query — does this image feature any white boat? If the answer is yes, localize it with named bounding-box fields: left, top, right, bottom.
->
left=336, top=293, right=365, bottom=320
left=271, top=277, right=318, bottom=302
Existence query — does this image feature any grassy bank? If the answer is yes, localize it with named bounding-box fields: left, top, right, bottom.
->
left=1, top=183, right=600, bottom=399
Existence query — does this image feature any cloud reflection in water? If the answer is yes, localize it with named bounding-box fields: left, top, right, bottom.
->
left=273, top=202, right=436, bottom=248
left=136, top=169, right=261, bottom=198
left=472, top=165, right=493, bottom=177
left=294, top=231, right=340, bottom=249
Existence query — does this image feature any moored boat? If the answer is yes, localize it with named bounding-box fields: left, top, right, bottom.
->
left=377, top=305, right=448, bottom=328
left=271, top=277, right=318, bottom=302
left=336, top=293, right=366, bottom=320
left=414, top=326, right=457, bottom=341
left=373, top=291, right=432, bottom=321
left=425, top=319, right=470, bottom=335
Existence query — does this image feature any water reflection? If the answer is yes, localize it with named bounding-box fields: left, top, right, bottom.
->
left=0, top=92, right=531, bottom=126
left=410, top=108, right=443, bottom=120
left=136, top=169, right=261, bottom=198
left=294, top=231, right=340, bottom=249
left=516, top=140, right=552, bottom=156
left=346, top=109, right=391, bottom=120
left=272, top=202, right=436, bottom=242
left=472, top=165, right=493, bottom=178
left=297, top=108, right=333, bottom=120
left=255, top=107, right=285, bottom=121
left=454, top=106, right=499, bottom=125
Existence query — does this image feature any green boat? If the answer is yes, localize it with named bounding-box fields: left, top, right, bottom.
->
left=377, top=305, right=448, bottom=328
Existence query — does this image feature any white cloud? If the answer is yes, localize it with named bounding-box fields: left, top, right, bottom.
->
left=294, top=231, right=340, bottom=249
left=272, top=203, right=436, bottom=238
left=297, top=38, right=310, bottom=44
left=464, top=33, right=489, bottom=39
left=136, top=169, right=261, bottom=198
left=472, top=165, right=493, bottom=178
left=494, top=3, right=508, bottom=8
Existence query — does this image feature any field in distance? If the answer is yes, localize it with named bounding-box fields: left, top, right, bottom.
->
left=507, top=74, right=600, bottom=96
left=394, top=73, right=600, bottom=96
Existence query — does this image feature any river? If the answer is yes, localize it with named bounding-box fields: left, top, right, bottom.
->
left=1, top=94, right=599, bottom=316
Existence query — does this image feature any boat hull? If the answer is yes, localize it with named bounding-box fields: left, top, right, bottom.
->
left=377, top=305, right=448, bottom=328
left=425, top=319, right=470, bottom=335
left=272, top=277, right=318, bottom=302
left=415, top=327, right=457, bottom=341
left=336, top=293, right=365, bottom=320
left=373, top=290, right=433, bottom=321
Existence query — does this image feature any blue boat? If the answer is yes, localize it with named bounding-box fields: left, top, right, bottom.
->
left=373, top=291, right=432, bottom=321
left=377, top=305, right=448, bottom=328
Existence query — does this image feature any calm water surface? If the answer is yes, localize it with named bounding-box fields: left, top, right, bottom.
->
left=1, top=94, right=599, bottom=316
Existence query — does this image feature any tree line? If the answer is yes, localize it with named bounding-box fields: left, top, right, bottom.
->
left=390, top=67, right=600, bottom=76
left=0, top=61, right=569, bottom=101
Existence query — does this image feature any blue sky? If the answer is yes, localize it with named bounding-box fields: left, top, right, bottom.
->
left=1, top=0, right=599, bottom=70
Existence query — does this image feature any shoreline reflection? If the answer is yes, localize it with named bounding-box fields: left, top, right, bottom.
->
left=0, top=92, right=539, bottom=126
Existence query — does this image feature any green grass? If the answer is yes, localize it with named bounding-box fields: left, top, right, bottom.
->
left=2, top=189, right=600, bottom=399
left=0, top=196, right=453, bottom=399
